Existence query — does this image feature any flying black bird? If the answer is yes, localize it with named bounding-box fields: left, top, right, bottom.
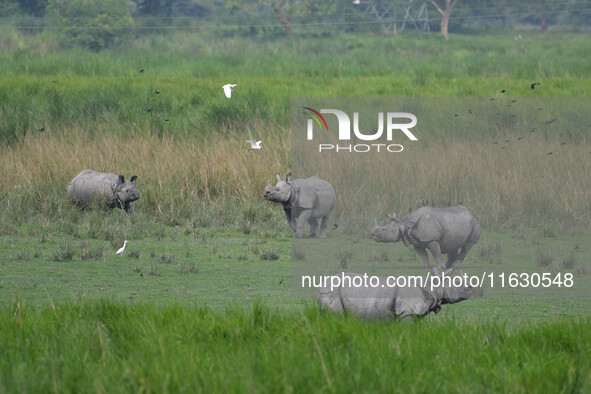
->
left=279, top=279, right=284, bottom=285
left=546, top=152, right=553, bottom=155
left=561, top=142, right=566, bottom=145
left=518, top=137, right=524, bottom=140
left=531, top=82, right=540, bottom=89
left=39, top=127, right=45, bottom=133
left=531, top=128, right=536, bottom=132
left=468, top=109, right=472, bottom=114
left=454, top=114, right=459, bottom=117
left=51, top=80, right=57, bottom=83
left=511, top=100, right=517, bottom=103
left=492, top=141, right=499, bottom=144
left=490, top=98, right=495, bottom=101
left=155, top=90, right=160, bottom=94
left=333, top=224, right=338, bottom=230
left=144, top=108, right=152, bottom=113
left=139, top=69, right=144, bottom=73
left=458, top=199, right=464, bottom=205
left=500, top=89, right=506, bottom=93
left=447, top=201, right=451, bottom=207
left=505, top=139, right=510, bottom=143
left=164, top=118, right=170, bottom=122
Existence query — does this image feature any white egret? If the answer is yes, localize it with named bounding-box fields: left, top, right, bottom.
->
left=246, top=140, right=262, bottom=151
left=116, top=240, right=128, bottom=256
left=222, top=84, right=237, bottom=98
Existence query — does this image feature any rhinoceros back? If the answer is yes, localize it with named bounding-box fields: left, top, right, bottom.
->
left=67, top=169, right=119, bottom=207
left=297, top=176, right=336, bottom=216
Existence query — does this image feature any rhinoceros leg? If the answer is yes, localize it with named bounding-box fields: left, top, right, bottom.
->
left=318, top=216, right=330, bottom=239
left=124, top=201, right=133, bottom=213
left=427, top=241, right=446, bottom=269
left=413, top=246, right=431, bottom=268
left=308, top=218, right=318, bottom=237
left=445, top=250, right=459, bottom=269
left=454, top=241, right=477, bottom=270
left=285, top=210, right=297, bottom=232
left=296, top=209, right=312, bottom=238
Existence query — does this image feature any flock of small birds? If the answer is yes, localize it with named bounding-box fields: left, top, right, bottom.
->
left=454, top=82, right=576, bottom=156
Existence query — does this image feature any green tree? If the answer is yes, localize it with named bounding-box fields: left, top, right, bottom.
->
left=17, top=0, right=48, bottom=16
left=227, top=0, right=336, bottom=36
left=47, top=0, right=134, bottom=51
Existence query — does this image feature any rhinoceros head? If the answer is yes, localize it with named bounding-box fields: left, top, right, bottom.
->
left=440, top=283, right=472, bottom=304
left=115, top=175, right=140, bottom=203
left=370, top=213, right=404, bottom=243
left=262, top=172, right=292, bottom=203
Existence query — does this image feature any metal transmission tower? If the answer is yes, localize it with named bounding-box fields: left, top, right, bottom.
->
left=352, top=0, right=430, bottom=35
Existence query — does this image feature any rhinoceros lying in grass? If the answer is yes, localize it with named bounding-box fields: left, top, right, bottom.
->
left=318, top=272, right=471, bottom=321
left=263, top=172, right=336, bottom=238
left=371, top=205, right=481, bottom=272
left=67, top=169, right=139, bottom=213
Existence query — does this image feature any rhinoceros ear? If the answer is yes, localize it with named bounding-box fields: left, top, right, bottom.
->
left=276, top=173, right=281, bottom=182
left=130, top=175, right=137, bottom=184
left=118, top=175, right=125, bottom=184
left=286, top=172, right=292, bottom=182
left=387, top=212, right=397, bottom=221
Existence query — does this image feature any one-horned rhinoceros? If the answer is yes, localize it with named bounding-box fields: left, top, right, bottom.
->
left=67, top=169, right=139, bottom=213
left=317, top=271, right=471, bottom=321
left=263, top=172, right=336, bottom=238
left=371, top=205, right=481, bottom=272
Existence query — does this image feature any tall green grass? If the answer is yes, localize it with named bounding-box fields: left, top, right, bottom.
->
left=0, top=31, right=590, bottom=230
left=0, top=300, right=589, bottom=393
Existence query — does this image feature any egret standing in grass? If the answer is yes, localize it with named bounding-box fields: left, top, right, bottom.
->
left=116, top=240, right=128, bottom=256
left=222, top=84, right=237, bottom=98
left=246, top=140, right=262, bottom=151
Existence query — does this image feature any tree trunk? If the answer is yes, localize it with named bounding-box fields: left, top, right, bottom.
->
left=429, top=0, right=458, bottom=41
left=272, top=0, right=293, bottom=36
left=495, top=1, right=506, bottom=28
left=441, top=9, right=450, bottom=41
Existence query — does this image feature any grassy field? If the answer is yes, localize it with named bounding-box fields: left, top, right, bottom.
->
left=1, top=301, right=589, bottom=393
left=1, top=28, right=590, bottom=391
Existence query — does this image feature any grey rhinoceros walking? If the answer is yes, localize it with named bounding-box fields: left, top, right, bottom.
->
left=263, top=172, right=336, bottom=238
left=371, top=205, right=481, bottom=272
left=317, top=271, right=471, bottom=321
left=67, top=169, right=140, bottom=213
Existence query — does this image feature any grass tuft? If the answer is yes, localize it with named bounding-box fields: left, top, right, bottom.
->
left=261, top=248, right=280, bottom=261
